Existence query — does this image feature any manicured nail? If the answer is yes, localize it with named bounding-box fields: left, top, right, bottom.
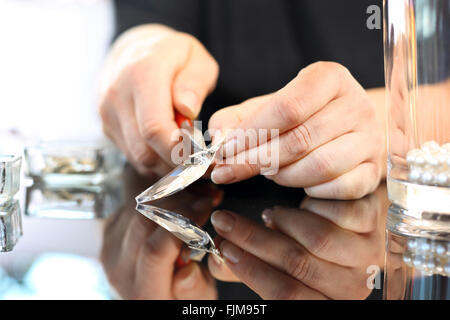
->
left=178, top=90, right=198, bottom=116
left=211, top=166, right=235, bottom=184
left=178, top=263, right=199, bottom=289
left=211, top=210, right=235, bottom=233
left=261, top=208, right=274, bottom=225
left=220, top=241, right=242, bottom=264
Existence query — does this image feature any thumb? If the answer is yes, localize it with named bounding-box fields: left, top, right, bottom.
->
left=173, top=42, right=219, bottom=118
left=173, top=262, right=217, bottom=300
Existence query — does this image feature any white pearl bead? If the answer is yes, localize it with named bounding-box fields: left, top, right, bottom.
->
left=420, top=241, right=431, bottom=251
left=424, top=154, right=439, bottom=167
left=436, top=154, right=447, bottom=165
left=420, top=171, right=433, bottom=184
left=442, top=143, right=450, bottom=152
left=408, top=169, right=421, bottom=181
left=436, top=173, right=448, bottom=186
left=406, top=149, right=420, bottom=164
left=422, top=141, right=440, bottom=153
left=436, top=244, right=446, bottom=255
left=445, top=263, right=450, bottom=274
left=413, top=256, right=423, bottom=267
left=408, top=240, right=417, bottom=249
left=415, top=156, right=425, bottom=166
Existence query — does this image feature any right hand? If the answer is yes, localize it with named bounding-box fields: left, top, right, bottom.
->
left=99, top=24, right=219, bottom=176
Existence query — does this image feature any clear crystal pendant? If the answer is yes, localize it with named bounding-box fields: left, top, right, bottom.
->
left=136, top=203, right=222, bottom=262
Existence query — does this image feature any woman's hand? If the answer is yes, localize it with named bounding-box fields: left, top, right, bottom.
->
left=209, top=62, right=385, bottom=199
left=207, top=186, right=388, bottom=299
left=99, top=24, right=219, bottom=176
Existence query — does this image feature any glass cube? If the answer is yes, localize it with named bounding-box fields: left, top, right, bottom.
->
left=0, top=155, right=21, bottom=205
left=0, top=199, right=22, bottom=252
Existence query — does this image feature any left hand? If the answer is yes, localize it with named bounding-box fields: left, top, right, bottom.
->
left=208, top=61, right=385, bottom=199
left=207, top=188, right=387, bottom=299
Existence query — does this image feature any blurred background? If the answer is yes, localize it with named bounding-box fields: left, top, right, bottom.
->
left=0, top=0, right=117, bottom=299
left=0, top=0, right=114, bottom=141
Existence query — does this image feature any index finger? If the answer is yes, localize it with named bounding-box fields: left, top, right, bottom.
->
left=217, top=62, right=355, bottom=155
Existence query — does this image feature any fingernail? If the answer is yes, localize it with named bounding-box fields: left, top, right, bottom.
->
left=178, top=263, right=199, bottom=289
left=178, top=90, right=198, bottom=116
left=220, top=241, right=242, bottom=264
left=211, top=210, right=235, bottom=232
left=261, top=208, right=274, bottom=225
left=211, top=166, right=235, bottom=184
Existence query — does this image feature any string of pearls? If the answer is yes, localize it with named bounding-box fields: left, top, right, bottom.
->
left=403, top=238, right=450, bottom=277
left=406, top=141, right=450, bottom=187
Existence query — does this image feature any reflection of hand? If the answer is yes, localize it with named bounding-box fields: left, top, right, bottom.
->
left=101, top=182, right=222, bottom=299
left=207, top=188, right=387, bottom=299
left=99, top=24, right=219, bottom=176
left=209, top=62, right=385, bottom=199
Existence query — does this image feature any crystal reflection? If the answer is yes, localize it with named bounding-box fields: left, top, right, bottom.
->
left=0, top=199, right=22, bottom=252
left=101, top=181, right=223, bottom=299
left=25, top=181, right=124, bottom=220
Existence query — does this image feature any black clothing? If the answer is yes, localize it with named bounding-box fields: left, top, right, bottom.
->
left=114, top=0, right=384, bottom=122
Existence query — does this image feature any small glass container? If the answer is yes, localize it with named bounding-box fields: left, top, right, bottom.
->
left=384, top=0, right=450, bottom=235
left=24, top=140, right=124, bottom=187
left=0, top=199, right=22, bottom=252
left=0, top=155, right=22, bottom=205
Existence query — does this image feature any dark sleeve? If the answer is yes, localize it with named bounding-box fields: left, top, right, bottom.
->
left=113, top=0, right=203, bottom=40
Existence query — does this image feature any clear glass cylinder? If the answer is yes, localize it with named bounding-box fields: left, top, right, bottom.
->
left=384, top=0, right=450, bottom=219
left=384, top=229, right=450, bottom=300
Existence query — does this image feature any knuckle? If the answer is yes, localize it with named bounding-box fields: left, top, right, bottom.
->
left=142, top=238, right=164, bottom=263
left=308, top=232, right=331, bottom=256
left=273, top=93, right=305, bottom=125
left=140, top=120, right=163, bottom=143
left=282, top=247, right=312, bottom=282
left=238, top=251, right=258, bottom=280
left=312, top=152, right=335, bottom=179
left=318, top=61, right=349, bottom=76
left=285, top=124, right=312, bottom=157
left=235, top=159, right=261, bottom=177
left=241, top=224, right=258, bottom=247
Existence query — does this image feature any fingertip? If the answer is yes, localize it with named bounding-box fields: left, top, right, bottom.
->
left=175, top=89, right=200, bottom=118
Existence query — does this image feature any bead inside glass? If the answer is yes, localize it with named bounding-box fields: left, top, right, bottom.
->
left=0, top=155, right=22, bottom=205
left=384, top=0, right=450, bottom=230
left=24, top=140, right=124, bottom=187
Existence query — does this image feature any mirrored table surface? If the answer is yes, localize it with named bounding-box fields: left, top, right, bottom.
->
left=0, top=164, right=447, bottom=300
